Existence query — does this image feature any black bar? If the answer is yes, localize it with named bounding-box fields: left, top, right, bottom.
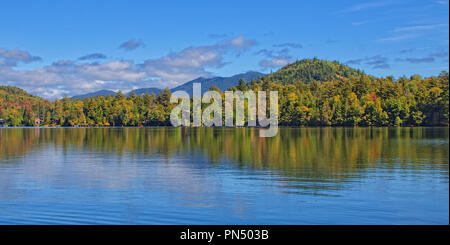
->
left=1, top=225, right=448, bottom=244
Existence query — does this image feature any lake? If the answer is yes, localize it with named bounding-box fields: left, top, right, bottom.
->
left=0, top=127, right=448, bottom=225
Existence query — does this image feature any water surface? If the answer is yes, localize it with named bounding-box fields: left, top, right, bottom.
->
left=0, top=127, right=448, bottom=224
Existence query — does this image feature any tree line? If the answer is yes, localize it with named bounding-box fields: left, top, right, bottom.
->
left=0, top=71, right=448, bottom=127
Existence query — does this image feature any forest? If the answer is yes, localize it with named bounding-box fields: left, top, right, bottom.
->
left=0, top=59, right=448, bottom=127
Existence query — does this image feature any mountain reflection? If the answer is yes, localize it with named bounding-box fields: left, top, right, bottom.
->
left=0, top=127, right=448, bottom=224
left=1, top=127, right=448, bottom=177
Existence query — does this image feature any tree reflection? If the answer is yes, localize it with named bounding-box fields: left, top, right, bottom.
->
left=1, top=128, right=448, bottom=175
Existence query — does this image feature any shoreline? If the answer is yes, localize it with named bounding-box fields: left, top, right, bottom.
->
left=1, top=125, right=448, bottom=129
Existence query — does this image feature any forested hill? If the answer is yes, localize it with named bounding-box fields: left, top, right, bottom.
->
left=250, top=58, right=365, bottom=86
left=0, top=86, right=47, bottom=126
left=0, top=86, right=44, bottom=104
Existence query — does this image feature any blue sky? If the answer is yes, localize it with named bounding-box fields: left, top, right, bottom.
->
left=0, top=0, right=448, bottom=99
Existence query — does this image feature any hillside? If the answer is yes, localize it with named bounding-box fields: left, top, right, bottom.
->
left=250, top=58, right=365, bottom=86
left=0, top=86, right=44, bottom=104
left=0, top=86, right=47, bottom=126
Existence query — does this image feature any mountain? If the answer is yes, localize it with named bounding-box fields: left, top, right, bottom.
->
left=170, top=71, right=265, bottom=97
left=126, top=71, right=264, bottom=97
left=128, top=87, right=162, bottom=96
left=72, top=90, right=117, bottom=99
left=251, top=58, right=365, bottom=85
left=0, top=86, right=44, bottom=104
left=71, top=59, right=361, bottom=99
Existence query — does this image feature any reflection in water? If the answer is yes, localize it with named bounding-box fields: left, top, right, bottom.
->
left=0, top=127, right=448, bottom=224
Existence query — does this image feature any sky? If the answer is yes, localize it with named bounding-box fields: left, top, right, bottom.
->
left=0, top=0, right=448, bottom=99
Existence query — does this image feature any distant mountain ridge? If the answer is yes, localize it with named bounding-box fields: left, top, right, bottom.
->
left=70, top=59, right=365, bottom=99
left=129, top=87, right=162, bottom=96
left=169, top=71, right=264, bottom=97
left=72, top=89, right=117, bottom=99
left=72, top=71, right=265, bottom=98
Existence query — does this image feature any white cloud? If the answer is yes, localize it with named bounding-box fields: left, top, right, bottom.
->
left=256, top=48, right=293, bottom=68
left=337, top=1, right=391, bottom=14
left=140, top=45, right=227, bottom=86
left=0, top=59, right=148, bottom=99
left=140, top=35, right=257, bottom=86
left=392, top=24, right=448, bottom=32
left=259, top=57, right=291, bottom=68
left=229, top=35, right=256, bottom=51
left=0, top=48, right=42, bottom=64
left=377, top=34, right=419, bottom=42
left=0, top=35, right=258, bottom=99
left=80, top=60, right=147, bottom=82
left=377, top=23, right=448, bottom=42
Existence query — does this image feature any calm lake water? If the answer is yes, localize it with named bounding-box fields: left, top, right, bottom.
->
left=0, top=127, right=448, bottom=225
